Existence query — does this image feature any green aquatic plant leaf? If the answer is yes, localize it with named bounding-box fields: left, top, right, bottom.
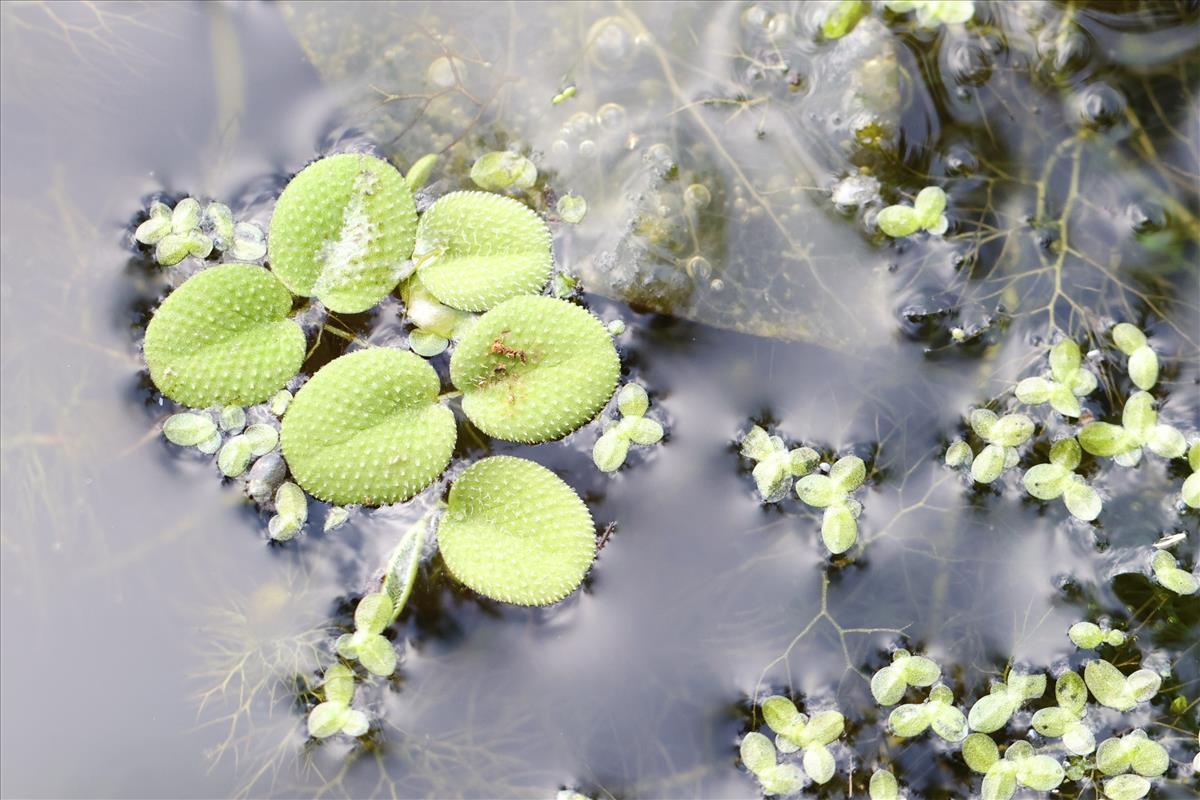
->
left=795, top=455, right=867, bottom=552
left=802, top=744, right=835, bottom=784
left=868, top=769, right=898, bottom=800
left=1022, top=440, right=1102, bottom=521
left=403, top=153, right=438, bottom=191
left=217, top=434, right=254, bottom=477
left=1183, top=442, right=1200, bottom=507
left=821, top=0, right=868, bottom=39
left=1096, top=730, right=1169, bottom=777
left=1112, top=323, right=1159, bottom=390
left=616, top=383, right=649, bottom=417
left=962, top=732, right=999, bottom=773
left=162, top=412, right=218, bottom=447
left=307, top=663, right=366, bottom=738
left=268, top=481, right=307, bottom=541
left=1015, top=340, right=1097, bottom=417
left=414, top=191, right=552, bottom=311
left=741, top=426, right=817, bottom=502
left=959, top=411, right=1033, bottom=484
left=1151, top=550, right=1199, bottom=595
left=382, top=516, right=427, bottom=616
left=740, top=731, right=776, bottom=775
left=1080, top=391, right=1185, bottom=463
left=592, top=430, right=631, bottom=473
left=885, top=0, right=974, bottom=28
left=870, top=650, right=940, bottom=705
left=469, top=150, right=537, bottom=191
left=322, top=663, right=355, bottom=706
left=593, top=383, right=666, bottom=472
left=137, top=197, right=215, bottom=266
left=1102, top=774, right=1152, bottom=800
left=143, top=263, right=306, bottom=407
left=878, top=186, right=948, bottom=238
left=270, top=389, right=292, bottom=417
left=281, top=348, right=456, bottom=506
left=436, top=456, right=596, bottom=606
left=219, top=405, right=245, bottom=432
left=1084, top=660, right=1161, bottom=711
left=1068, top=621, right=1125, bottom=650
left=268, top=153, right=417, bottom=313
left=556, top=194, right=588, bottom=224
left=888, top=683, right=966, bottom=742
left=243, top=423, right=278, bottom=456
left=451, top=296, right=619, bottom=443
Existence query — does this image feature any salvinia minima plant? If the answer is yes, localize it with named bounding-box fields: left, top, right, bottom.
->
left=1014, top=339, right=1097, bottom=417
left=946, top=409, right=1034, bottom=484
left=795, top=455, right=867, bottom=554
left=740, top=426, right=818, bottom=503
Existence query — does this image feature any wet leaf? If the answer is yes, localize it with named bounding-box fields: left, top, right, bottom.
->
left=616, top=383, right=649, bottom=417
left=437, top=456, right=596, bottom=606
left=740, top=731, right=775, bottom=774
left=163, top=413, right=217, bottom=446
left=216, top=434, right=253, bottom=477
left=962, top=733, right=999, bottom=773
left=802, top=744, right=835, bottom=784
left=868, top=769, right=898, bottom=800
left=469, top=150, right=536, bottom=191
left=592, top=430, right=630, bottom=472
left=821, top=504, right=858, bottom=554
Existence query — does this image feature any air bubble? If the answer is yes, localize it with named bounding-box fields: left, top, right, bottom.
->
left=684, top=183, right=712, bottom=209
left=1074, top=83, right=1126, bottom=130
left=686, top=255, right=712, bottom=281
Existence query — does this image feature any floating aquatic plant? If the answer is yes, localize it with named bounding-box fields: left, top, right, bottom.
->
left=760, top=696, right=845, bottom=784
left=1111, top=323, right=1159, bottom=391
left=883, top=0, right=974, bottom=28
left=795, top=455, right=866, bottom=554
left=203, top=202, right=267, bottom=262
left=436, top=456, right=596, bottom=606
left=592, top=383, right=665, bottom=472
left=954, top=409, right=1034, bottom=484
left=1079, top=391, right=1185, bottom=465
left=1083, top=659, right=1160, bottom=712
left=867, top=769, right=899, bottom=800
left=820, top=0, right=868, bottom=39
left=307, top=663, right=369, bottom=739
left=135, top=197, right=213, bottom=266
left=870, top=648, right=941, bottom=705
left=1095, top=730, right=1169, bottom=778
left=1150, top=550, right=1198, bottom=595
left=400, top=274, right=476, bottom=358
left=1183, top=442, right=1200, bottom=508
left=402, top=153, right=438, bottom=191
left=469, top=150, right=537, bottom=192
left=280, top=348, right=456, bottom=506
left=1068, top=621, right=1125, bottom=649
left=413, top=191, right=552, bottom=311
left=1102, top=774, right=1152, bottom=800
left=876, top=186, right=948, bottom=238
left=143, top=263, right=306, bottom=407
left=978, top=740, right=1065, bottom=800
left=1022, top=438, right=1102, bottom=521
left=1030, top=670, right=1094, bottom=755
left=336, top=592, right=398, bottom=677
left=888, top=683, right=968, bottom=742
left=739, top=731, right=805, bottom=796
left=269, top=481, right=307, bottom=541
left=1014, top=339, right=1097, bottom=417
left=450, top=296, right=619, bottom=443
left=163, top=412, right=218, bottom=447
left=966, top=671, right=1045, bottom=733
left=739, top=426, right=818, bottom=503
left=269, top=153, right=418, bottom=313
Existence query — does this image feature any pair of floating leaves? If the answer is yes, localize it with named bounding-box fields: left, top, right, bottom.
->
left=870, top=648, right=941, bottom=705
left=1112, top=323, right=1159, bottom=390
left=216, top=423, right=278, bottom=477
left=739, top=732, right=805, bottom=796
left=280, top=348, right=456, bottom=506
left=889, top=683, right=967, bottom=742
left=966, top=672, right=1045, bottom=733
left=307, top=663, right=368, bottom=738
left=740, top=426, right=818, bottom=503
left=592, top=383, right=665, bottom=472
left=1096, top=730, right=1169, bottom=778
left=450, top=296, right=619, bottom=443
left=269, top=153, right=418, bottom=313
left=414, top=191, right=552, bottom=312
left=795, top=455, right=866, bottom=554
left=884, top=0, right=974, bottom=27
left=877, top=186, right=948, bottom=238
left=401, top=275, right=475, bottom=358
left=760, top=696, right=844, bottom=785
left=1068, top=621, right=1126, bottom=649
left=1079, top=391, right=1185, bottom=465
left=1022, top=438, right=1101, bottom=521
left=1083, top=659, right=1161, bottom=711
left=269, top=481, right=307, bottom=541
left=1151, top=550, right=1198, bottom=595
left=951, top=409, right=1034, bottom=484
left=143, top=264, right=306, bottom=407
left=437, top=456, right=596, bottom=606
left=336, top=592, right=397, bottom=676
left=1015, top=339, right=1097, bottom=417
left=1030, top=671, right=1094, bottom=755
left=978, top=740, right=1065, bottom=800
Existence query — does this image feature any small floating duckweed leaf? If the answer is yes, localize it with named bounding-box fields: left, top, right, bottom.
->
left=1103, top=774, right=1152, bottom=800
left=281, top=348, right=456, bottom=506
left=796, top=455, right=866, bottom=553
left=269, top=153, right=418, bottom=313
left=802, top=745, right=835, bottom=785
left=243, top=423, right=278, bottom=457
left=1112, top=323, right=1159, bottom=390
left=945, top=440, right=972, bottom=467
left=322, top=663, right=355, bottom=706
left=1151, top=550, right=1199, bottom=595
left=217, top=435, right=254, bottom=477
left=307, top=664, right=366, bottom=739
left=414, top=191, right=551, bottom=311
left=1068, top=621, right=1125, bottom=649
left=451, top=296, right=619, bottom=443
left=219, top=405, right=245, bottom=432
left=203, top=202, right=235, bottom=249
left=337, top=592, right=398, bottom=676
left=163, top=413, right=218, bottom=446
left=556, top=194, right=588, bottom=224
left=593, top=383, right=665, bottom=471
left=436, top=456, right=596, bottom=606
left=469, top=151, right=537, bottom=191
left=888, top=683, right=967, bottom=742
left=962, top=733, right=999, bottom=773
left=960, top=411, right=1033, bottom=484
left=616, top=383, right=650, bottom=417
left=606, top=319, right=626, bottom=336
left=228, top=222, right=267, bottom=262
left=741, top=427, right=817, bottom=501
left=268, top=481, right=307, bottom=541
left=740, top=731, right=776, bottom=774
left=1080, top=391, right=1185, bottom=463
left=871, top=649, right=941, bottom=705
left=324, top=506, right=350, bottom=531
left=868, top=769, right=898, bottom=800
left=878, top=186, right=948, bottom=237
left=403, top=153, right=438, bottom=191
left=592, top=431, right=630, bottom=473
left=1031, top=672, right=1094, bottom=754
left=197, top=431, right=223, bottom=454
left=1023, top=438, right=1101, bottom=521
left=885, top=0, right=975, bottom=28
left=821, top=0, right=868, bottom=39
left=143, top=263, right=306, bottom=407
left=134, top=201, right=172, bottom=245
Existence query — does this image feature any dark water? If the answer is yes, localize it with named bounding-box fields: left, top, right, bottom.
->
left=1, top=2, right=1198, bottom=798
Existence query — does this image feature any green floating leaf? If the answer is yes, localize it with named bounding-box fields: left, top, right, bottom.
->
left=436, top=456, right=596, bottom=606
left=219, top=405, right=246, bottom=432
left=217, top=434, right=254, bottom=477
left=281, top=348, right=456, bottom=506
left=759, top=764, right=804, bottom=796
left=322, top=663, right=355, bottom=706
left=143, top=264, right=306, bottom=407
left=1128, top=346, right=1158, bottom=390
left=307, top=702, right=349, bottom=738
left=243, top=423, right=279, bottom=456
left=592, top=430, right=630, bottom=473
left=470, top=150, right=536, bottom=191
left=269, top=153, right=417, bottom=313
left=962, top=733, right=999, bottom=773
left=450, top=296, right=619, bottom=443
left=877, top=205, right=920, bottom=237
left=414, top=191, right=552, bottom=312
left=821, top=0, right=868, bottom=39
left=868, top=769, right=898, bottom=800
left=802, top=744, right=836, bottom=785
left=945, top=439, right=972, bottom=467
left=623, top=417, right=664, bottom=445
left=1079, top=422, right=1138, bottom=458
left=971, top=443, right=1007, bottom=484
left=1103, top=774, right=1151, bottom=800
left=404, top=153, right=439, bottom=191
left=134, top=201, right=172, bottom=245
left=822, top=504, right=858, bottom=554
left=1152, top=550, right=1199, bottom=595
left=1084, top=660, right=1160, bottom=711
left=967, top=690, right=1017, bottom=733
left=382, top=517, right=427, bottom=616
left=740, top=731, right=776, bottom=774
left=617, top=383, right=649, bottom=417
left=163, top=413, right=217, bottom=446
left=556, top=194, right=588, bottom=224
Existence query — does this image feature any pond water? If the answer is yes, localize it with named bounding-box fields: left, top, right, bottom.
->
left=0, top=2, right=1197, bottom=798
